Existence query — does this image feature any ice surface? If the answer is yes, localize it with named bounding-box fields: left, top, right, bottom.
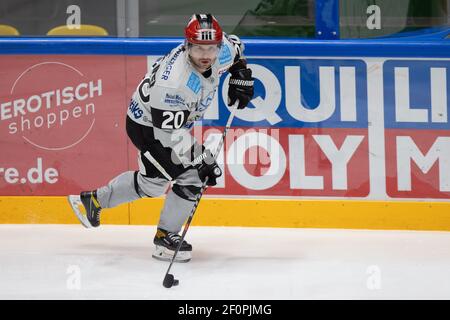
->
left=0, top=224, right=449, bottom=299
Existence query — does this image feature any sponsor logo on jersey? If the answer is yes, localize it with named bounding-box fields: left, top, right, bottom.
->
left=218, top=44, right=232, bottom=65
left=164, top=93, right=186, bottom=107
left=161, top=47, right=183, bottom=81
left=198, top=90, right=215, bottom=112
left=186, top=72, right=201, bottom=94
left=128, top=99, right=143, bottom=119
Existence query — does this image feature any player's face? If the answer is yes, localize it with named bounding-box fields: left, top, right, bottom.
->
left=188, top=44, right=220, bottom=72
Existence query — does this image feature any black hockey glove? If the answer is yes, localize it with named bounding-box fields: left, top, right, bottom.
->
left=228, top=60, right=254, bottom=110
left=193, top=149, right=222, bottom=186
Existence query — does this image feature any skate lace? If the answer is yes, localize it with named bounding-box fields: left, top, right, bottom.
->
left=167, top=232, right=182, bottom=244
left=91, top=206, right=100, bottom=223
left=88, top=205, right=100, bottom=224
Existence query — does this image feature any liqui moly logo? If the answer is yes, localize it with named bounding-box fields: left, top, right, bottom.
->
left=193, top=58, right=370, bottom=197
left=194, top=57, right=449, bottom=199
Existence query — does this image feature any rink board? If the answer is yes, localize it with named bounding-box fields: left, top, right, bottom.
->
left=1, top=196, right=450, bottom=231
left=0, top=37, right=449, bottom=230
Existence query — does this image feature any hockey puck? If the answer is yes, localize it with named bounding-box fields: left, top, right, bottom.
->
left=163, top=273, right=179, bottom=288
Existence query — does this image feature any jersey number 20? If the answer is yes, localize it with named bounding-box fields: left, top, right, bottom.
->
left=161, top=111, right=185, bottom=129
left=151, top=108, right=189, bottom=129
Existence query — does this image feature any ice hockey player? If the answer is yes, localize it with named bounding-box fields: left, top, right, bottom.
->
left=68, top=14, right=254, bottom=262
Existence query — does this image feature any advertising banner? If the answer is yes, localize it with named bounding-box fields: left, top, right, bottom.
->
left=0, top=55, right=146, bottom=195
left=200, top=57, right=449, bottom=200
left=1, top=54, right=449, bottom=200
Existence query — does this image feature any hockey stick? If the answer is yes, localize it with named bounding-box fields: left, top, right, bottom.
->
left=162, top=103, right=238, bottom=288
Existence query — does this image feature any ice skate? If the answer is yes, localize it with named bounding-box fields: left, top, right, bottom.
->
left=152, top=228, right=192, bottom=263
left=67, top=191, right=102, bottom=228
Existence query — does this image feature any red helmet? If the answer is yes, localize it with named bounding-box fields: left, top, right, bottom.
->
left=184, top=14, right=223, bottom=45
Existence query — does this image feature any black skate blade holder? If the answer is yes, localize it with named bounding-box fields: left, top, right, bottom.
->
left=162, top=103, right=238, bottom=288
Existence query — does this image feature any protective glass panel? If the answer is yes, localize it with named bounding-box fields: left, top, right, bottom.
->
left=0, top=0, right=117, bottom=36
left=0, top=0, right=316, bottom=38
left=340, top=0, right=449, bottom=39
left=138, top=0, right=315, bottom=38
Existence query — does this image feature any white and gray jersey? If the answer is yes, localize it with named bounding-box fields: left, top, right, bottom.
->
left=127, top=34, right=242, bottom=167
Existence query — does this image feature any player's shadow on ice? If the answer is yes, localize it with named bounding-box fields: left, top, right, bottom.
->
left=191, top=250, right=306, bottom=264
left=72, top=243, right=305, bottom=265
left=76, top=243, right=154, bottom=258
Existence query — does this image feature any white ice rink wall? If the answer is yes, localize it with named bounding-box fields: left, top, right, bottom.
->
left=0, top=33, right=450, bottom=230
